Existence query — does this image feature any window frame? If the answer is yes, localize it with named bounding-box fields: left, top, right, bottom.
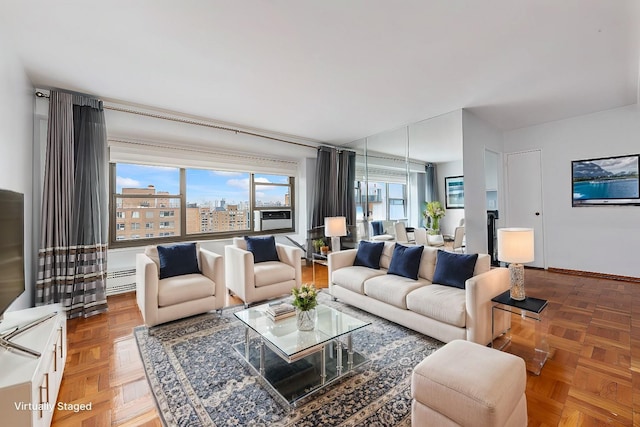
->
left=109, top=163, right=295, bottom=248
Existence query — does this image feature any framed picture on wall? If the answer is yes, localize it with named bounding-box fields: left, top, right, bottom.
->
left=445, top=176, right=464, bottom=209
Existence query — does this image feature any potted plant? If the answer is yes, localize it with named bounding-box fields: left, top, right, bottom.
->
left=291, top=284, right=319, bottom=330
left=423, top=201, right=445, bottom=235
left=312, top=238, right=325, bottom=254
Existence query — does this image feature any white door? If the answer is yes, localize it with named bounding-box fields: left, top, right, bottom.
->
left=505, top=150, right=545, bottom=268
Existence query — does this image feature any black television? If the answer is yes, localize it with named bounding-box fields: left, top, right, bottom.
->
left=0, top=189, right=25, bottom=319
left=572, top=154, right=640, bottom=206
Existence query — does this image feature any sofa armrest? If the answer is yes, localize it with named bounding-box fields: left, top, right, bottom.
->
left=276, top=243, right=302, bottom=288
left=200, top=248, right=225, bottom=302
left=327, top=249, right=357, bottom=294
left=136, top=253, right=160, bottom=327
left=276, top=244, right=303, bottom=287
left=465, top=267, right=510, bottom=345
left=224, top=245, right=255, bottom=302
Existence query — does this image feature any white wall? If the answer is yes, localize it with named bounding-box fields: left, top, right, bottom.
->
left=0, top=43, right=34, bottom=310
left=504, top=104, right=640, bottom=278
left=461, top=110, right=504, bottom=254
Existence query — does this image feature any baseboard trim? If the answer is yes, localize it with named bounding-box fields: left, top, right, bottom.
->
left=547, top=267, right=640, bottom=284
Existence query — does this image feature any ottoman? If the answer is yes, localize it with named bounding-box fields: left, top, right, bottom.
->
left=411, top=340, right=527, bottom=427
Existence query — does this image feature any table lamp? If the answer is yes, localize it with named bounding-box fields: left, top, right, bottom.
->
left=325, top=216, right=347, bottom=253
left=497, top=228, right=534, bottom=301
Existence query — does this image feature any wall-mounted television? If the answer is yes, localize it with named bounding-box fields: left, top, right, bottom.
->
left=0, top=189, right=25, bottom=318
left=572, top=154, right=640, bottom=206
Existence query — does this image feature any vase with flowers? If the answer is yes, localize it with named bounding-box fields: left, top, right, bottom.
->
left=291, top=284, right=318, bottom=331
left=423, top=201, right=445, bottom=235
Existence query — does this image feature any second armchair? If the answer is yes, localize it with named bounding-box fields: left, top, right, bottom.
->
left=225, top=236, right=302, bottom=306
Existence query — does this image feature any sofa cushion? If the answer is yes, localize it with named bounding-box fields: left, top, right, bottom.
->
left=332, top=266, right=386, bottom=294
left=418, top=246, right=438, bottom=281
left=364, top=274, right=428, bottom=309
left=254, top=261, right=295, bottom=287
left=245, top=235, right=280, bottom=263
left=354, top=240, right=385, bottom=269
left=432, top=250, right=479, bottom=289
left=157, top=243, right=201, bottom=279
left=388, top=244, right=424, bottom=280
left=158, top=273, right=215, bottom=307
left=406, top=284, right=467, bottom=327
left=379, top=241, right=396, bottom=269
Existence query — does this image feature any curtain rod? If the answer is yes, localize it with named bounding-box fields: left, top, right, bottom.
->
left=35, top=90, right=318, bottom=149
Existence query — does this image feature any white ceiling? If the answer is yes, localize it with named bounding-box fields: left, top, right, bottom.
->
left=1, top=1, right=639, bottom=157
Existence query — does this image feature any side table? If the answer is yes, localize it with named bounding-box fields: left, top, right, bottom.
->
left=491, top=290, right=550, bottom=375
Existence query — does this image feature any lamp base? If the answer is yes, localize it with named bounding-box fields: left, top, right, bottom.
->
left=331, top=236, right=341, bottom=252
left=508, top=263, right=526, bottom=301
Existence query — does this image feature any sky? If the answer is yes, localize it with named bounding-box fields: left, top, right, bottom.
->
left=115, top=164, right=289, bottom=205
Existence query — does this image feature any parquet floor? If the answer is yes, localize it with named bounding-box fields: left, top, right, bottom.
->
left=50, top=265, right=640, bottom=426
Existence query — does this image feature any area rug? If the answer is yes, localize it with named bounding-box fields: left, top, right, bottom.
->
left=134, top=295, right=443, bottom=426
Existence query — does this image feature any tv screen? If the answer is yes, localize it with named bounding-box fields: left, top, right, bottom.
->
left=0, top=189, right=25, bottom=316
left=572, top=154, right=640, bottom=206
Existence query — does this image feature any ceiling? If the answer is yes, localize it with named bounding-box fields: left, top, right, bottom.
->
left=1, top=1, right=639, bottom=156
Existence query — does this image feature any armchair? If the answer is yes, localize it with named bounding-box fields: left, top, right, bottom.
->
left=136, top=244, right=225, bottom=327
left=225, top=237, right=302, bottom=306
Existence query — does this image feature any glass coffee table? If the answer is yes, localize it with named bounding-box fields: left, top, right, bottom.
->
left=234, top=303, right=371, bottom=406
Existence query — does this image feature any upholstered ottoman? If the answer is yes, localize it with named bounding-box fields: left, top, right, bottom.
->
left=411, top=340, right=527, bottom=427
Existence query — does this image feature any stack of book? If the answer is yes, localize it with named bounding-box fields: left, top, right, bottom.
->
left=266, top=302, right=295, bottom=321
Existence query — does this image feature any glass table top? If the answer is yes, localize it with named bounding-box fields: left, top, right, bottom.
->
left=234, top=303, right=370, bottom=359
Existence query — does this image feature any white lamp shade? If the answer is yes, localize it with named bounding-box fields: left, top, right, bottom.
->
left=324, top=216, right=347, bottom=237
left=497, top=228, right=534, bottom=264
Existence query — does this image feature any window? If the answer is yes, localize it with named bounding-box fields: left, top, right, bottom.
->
left=357, top=181, right=406, bottom=222
left=110, top=163, right=294, bottom=246
left=116, top=211, right=125, bottom=219
left=116, top=223, right=125, bottom=231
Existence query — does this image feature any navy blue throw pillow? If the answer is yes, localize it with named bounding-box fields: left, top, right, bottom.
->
left=432, top=250, right=479, bottom=289
left=157, top=243, right=201, bottom=280
left=387, top=244, right=424, bottom=280
left=354, top=240, right=385, bottom=269
left=371, top=221, right=384, bottom=236
left=244, top=236, right=280, bottom=263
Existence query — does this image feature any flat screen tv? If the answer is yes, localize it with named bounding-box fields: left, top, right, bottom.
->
left=572, top=154, right=640, bottom=206
left=0, top=189, right=25, bottom=318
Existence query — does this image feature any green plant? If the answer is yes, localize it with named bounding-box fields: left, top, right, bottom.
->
left=312, top=238, right=325, bottom=252
left=291, top=284, right=318, bottom=311
left=423, top=201, right=445, bottom=232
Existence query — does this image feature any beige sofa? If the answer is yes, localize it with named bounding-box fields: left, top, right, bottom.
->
left=328, top=242, right=510, bottom=345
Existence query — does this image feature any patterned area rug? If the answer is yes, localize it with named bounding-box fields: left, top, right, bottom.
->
left=134, top=295, right=443, bottom=426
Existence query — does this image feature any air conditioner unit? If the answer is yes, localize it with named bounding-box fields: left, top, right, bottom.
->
left=254, top=210, right=292, bottom=231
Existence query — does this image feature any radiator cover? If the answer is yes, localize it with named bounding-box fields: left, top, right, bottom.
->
left=106, top=268, right=136, bottom=295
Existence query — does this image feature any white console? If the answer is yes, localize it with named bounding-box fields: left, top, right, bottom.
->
left=0, top=305, right=67, bottom=427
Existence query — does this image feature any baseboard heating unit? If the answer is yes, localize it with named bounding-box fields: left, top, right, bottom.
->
left=106, top=268, right=136, bottom=295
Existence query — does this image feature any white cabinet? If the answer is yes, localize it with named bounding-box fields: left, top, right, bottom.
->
left=0, top=305, right=67, bottom=427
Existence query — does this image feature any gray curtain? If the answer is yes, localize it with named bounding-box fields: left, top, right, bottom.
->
left=311, top=146, right=338, bottom=228
left=337, top=149, right=356, bottom=226
left=312, top=146, right=356, bottom=228
left=36, top=90, right=108, bottom=319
